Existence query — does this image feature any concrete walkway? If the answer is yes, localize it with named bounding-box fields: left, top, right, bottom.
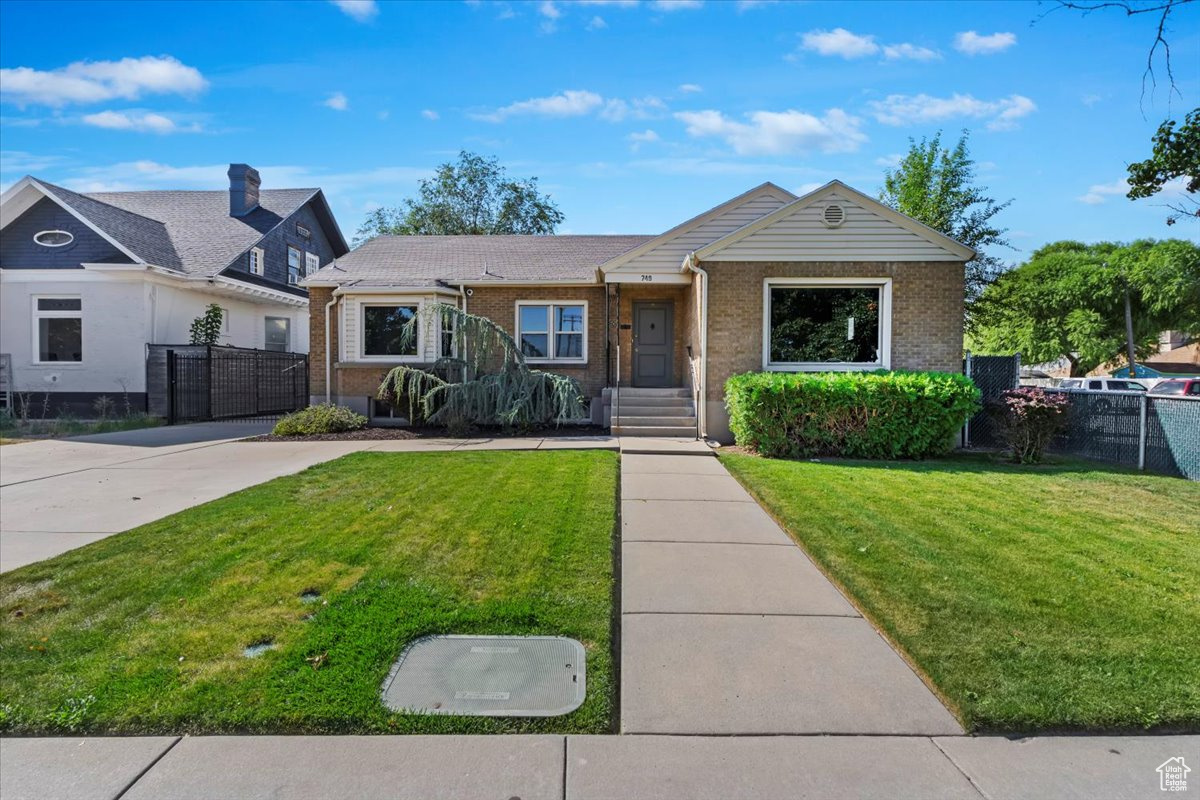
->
left=0, top=424, right=617, bottom=572
left=3, top=733, right=1195, bottom=799
left=620, top=447, right=961, bottom=735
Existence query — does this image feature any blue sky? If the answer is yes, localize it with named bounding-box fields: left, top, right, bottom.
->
left=1, top=0, right=1197, bottom=258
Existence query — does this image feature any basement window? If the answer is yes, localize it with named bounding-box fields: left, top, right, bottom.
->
left=763, top=279, right=891, bottom=371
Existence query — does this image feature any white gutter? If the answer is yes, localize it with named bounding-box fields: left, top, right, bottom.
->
left=684, top=251, right=708, bottom=440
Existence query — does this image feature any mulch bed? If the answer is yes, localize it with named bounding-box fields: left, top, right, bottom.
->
left=244, top=425, right=609, bottom=443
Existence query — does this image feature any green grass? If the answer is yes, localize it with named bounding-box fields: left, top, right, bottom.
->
left=0, top=450, right=618, bottom=735
left=721, top=452, right=1200, bottom=734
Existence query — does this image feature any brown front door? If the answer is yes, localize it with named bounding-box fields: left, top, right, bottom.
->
left=633, top=302, right=673, bottom=387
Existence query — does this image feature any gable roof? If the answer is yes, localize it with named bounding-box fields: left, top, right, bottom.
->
left=694, top=180, right=976, bottom=263
left=307, top=235, right=652, bottom=288
left=600, top=181, right=796, bottom=273
left=1, top=176, right=349, bottom=277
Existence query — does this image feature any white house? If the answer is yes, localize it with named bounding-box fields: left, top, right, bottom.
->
left=0, top=165, right=348, bottom=414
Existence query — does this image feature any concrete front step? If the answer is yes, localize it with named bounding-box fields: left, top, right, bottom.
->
left=614, top=415, right=697, bottom=428
left=612, top=398, right=695, bottom=410
left=612, top=424, right=698, bottom=437
left=615, top=387, right=691, bottom=398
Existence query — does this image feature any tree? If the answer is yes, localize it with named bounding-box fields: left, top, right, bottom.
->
left=969, top=239, right=1200, bottom=375
left=355, top=151, right=564, bottom=243
left=879, top=130, right=1013, bottom=302
left=188, top=304, right=224, bottom=346
left=377, top=303, right=586, bottom=434
left=1126, top=108, right=1199, bottom=225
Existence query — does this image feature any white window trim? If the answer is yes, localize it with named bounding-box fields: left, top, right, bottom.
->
left=761, top=277, right=892, bottom=372
left=515, top=300, right=588, bottom=364
left=359, top=300, right=424, bottom=362
left=286, top=246, right=302, bottom=285
left=31, top=294, right=83, bottom=366
left=305, top=251, right=320, bottom=276
left=33, top=229, right=74, bottom=248
left=249, top=247, right=265, bottom=276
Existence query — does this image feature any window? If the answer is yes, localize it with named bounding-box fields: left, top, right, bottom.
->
left=362, top=304, right=419, bottom=358
left=33, top=296, right=82, bottom=363
left=305, top=251, right=320, bottom=276
left=34, top=230, right=73, bottom=247
left=1108, top=380, right=1144, bottom=391
left=1154, top=380, right=1185, bottom=395
left=287, top=246, right=302, bottom=285
left=763, top=279, right=890, bottom=370
left=264, top=317, right=290, bottom=352
left=516, top=302, right=586, bottom=362
left=248, top=247, right=264, bottom=276
left=1189, top=382, right=1200, bottom=396
left=219, top=306, right=231, bottom=335
left=1088, top=380, right=1103, bottom=390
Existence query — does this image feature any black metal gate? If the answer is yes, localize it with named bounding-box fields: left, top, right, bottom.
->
left=964, top=353, right=1020, bottom=448
left=166, top=345, right=308, bottom=424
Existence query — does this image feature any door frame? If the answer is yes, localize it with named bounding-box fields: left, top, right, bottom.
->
left=632, top=301, right=674, bottom=388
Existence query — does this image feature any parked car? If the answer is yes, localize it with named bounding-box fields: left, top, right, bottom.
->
left=1058, top=378, right=1150, bottom=392
left=1149, top=378, right=1200, bottom=396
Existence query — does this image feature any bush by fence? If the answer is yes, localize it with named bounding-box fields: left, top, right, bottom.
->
left=272, top=404, right=367, bottom=437
left=725, top=370, right=981, bottom=459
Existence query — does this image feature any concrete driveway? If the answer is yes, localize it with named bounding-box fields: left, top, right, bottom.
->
left=0, top=423, right=618, bottom=573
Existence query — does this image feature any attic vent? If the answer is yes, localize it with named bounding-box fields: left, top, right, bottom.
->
left=34, top=230, right=74, bottom=247
left=296, top=223, right=311, bottom=238
left=821, top=204, right=846, bottom=228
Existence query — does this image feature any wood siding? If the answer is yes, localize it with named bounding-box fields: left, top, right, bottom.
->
left=704, top=191, right=963, bottom=262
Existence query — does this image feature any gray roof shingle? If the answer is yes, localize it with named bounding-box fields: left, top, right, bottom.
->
left=36, top=181, right=183, bottom=270
left=309, top=234, right=653, bottom=287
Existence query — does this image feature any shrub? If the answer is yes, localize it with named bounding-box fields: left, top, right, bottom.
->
left=272, top=404, right=367, bottom=437
left=724, top=370, right=981, bottom=459
left=988, top=387, right=1071, bottom=464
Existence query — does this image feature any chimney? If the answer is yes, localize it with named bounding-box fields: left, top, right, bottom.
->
left=227, top=163, right=261, bottom=217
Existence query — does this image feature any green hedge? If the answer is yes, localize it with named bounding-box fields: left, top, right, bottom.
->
left=272, top=404, right=368, bottom=437
left=725, top=371, right=980, bottom=459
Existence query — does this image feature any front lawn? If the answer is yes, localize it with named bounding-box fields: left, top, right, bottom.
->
left=721, top=452, right=1200, bottom=733
left=0, top=450, right=617, bottom=735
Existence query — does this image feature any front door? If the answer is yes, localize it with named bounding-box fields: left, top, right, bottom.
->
left=632, top=302, right=673, bottom=387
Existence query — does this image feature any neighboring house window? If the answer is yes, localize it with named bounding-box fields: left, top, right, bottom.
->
left=362, top=304, right=419, bottom=359
left=264, top=317, right=290, bottom=352
left=219, top=306, right=231, bottom=336
left=287, top=246, right=302, bottom=285
left=33, top=230, right=74, bottom=247
left=516, top=302, right=586, bottom=362
left=249, top=247, right=264, bottom=276
left=763, top=278, right=891, bottom=371
left=33, top=296, right=82, bottom=363
left=305, top=251, right=320, bottom=276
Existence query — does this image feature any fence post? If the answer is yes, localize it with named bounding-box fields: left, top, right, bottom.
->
left=1138, top=394, right=1148, bottom=471
left=963, top=351, right=973, bottom=448
left=166, top=349, right=176, bottom=425
left=205, top=345, right=214, bottom=421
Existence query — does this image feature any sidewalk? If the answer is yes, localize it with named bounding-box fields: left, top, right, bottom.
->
left=3, top=733, right=1195, bottom=799
left=619, top=447, right=959, bottom=735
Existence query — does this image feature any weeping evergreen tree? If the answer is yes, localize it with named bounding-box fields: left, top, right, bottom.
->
left=377, top=303, right=587, bottom=434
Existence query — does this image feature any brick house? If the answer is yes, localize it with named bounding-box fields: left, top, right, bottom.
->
left=304, top=180, right=973, bottom=441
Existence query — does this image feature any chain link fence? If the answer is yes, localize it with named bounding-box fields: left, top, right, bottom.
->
left=964, top=353, right=1021, bottom=449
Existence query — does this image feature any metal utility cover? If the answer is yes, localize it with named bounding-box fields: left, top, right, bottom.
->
left=381, top=635, right=586, bottom=717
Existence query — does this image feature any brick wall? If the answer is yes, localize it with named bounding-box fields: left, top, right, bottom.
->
left=307, top=286, right=334, bottom=398
left=613, top=284, right=694, bottom=386
left=702, top=260, right=965, bottom=402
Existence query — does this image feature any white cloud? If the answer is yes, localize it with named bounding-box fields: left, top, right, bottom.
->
left=869, top=93, right=1036, bottom=131
left=882, top=43, right=941, bottom=61
left=628, top=129, right=660, bottom=151
left=678, top=83, right=703, bottom=93
left=330, top=0, right=378, bottom=22
left=737, top=0, right=776, bottom=9
left=587, top=15, right=608, bottom=30
left=476, top=89, right=602, bottom=121
left=651, top=0, right=703, bottom=9
left=538, top=0, right=560, bottom=31
left=1078, top=178, right=1129, bottom=205
left=0, top=55, right=207, bottom=108
left=323, top=91, right=349, bottom=111
left=874, top=153, right=903, bottom=168
left=599, top=95, right=666, bottom=122
left=81, top=110, right=187, bottom=134
left=1081, top=93, right=1103, bottom=107
left=793, top=181, right=825, bottom=195
left=953, top=31, right=1016, bottom=55
left=675, top=107, right=866, bottom=155
left=421, top=109, right=439, bottom=120
left=799, top=28, right=879, bottom=59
